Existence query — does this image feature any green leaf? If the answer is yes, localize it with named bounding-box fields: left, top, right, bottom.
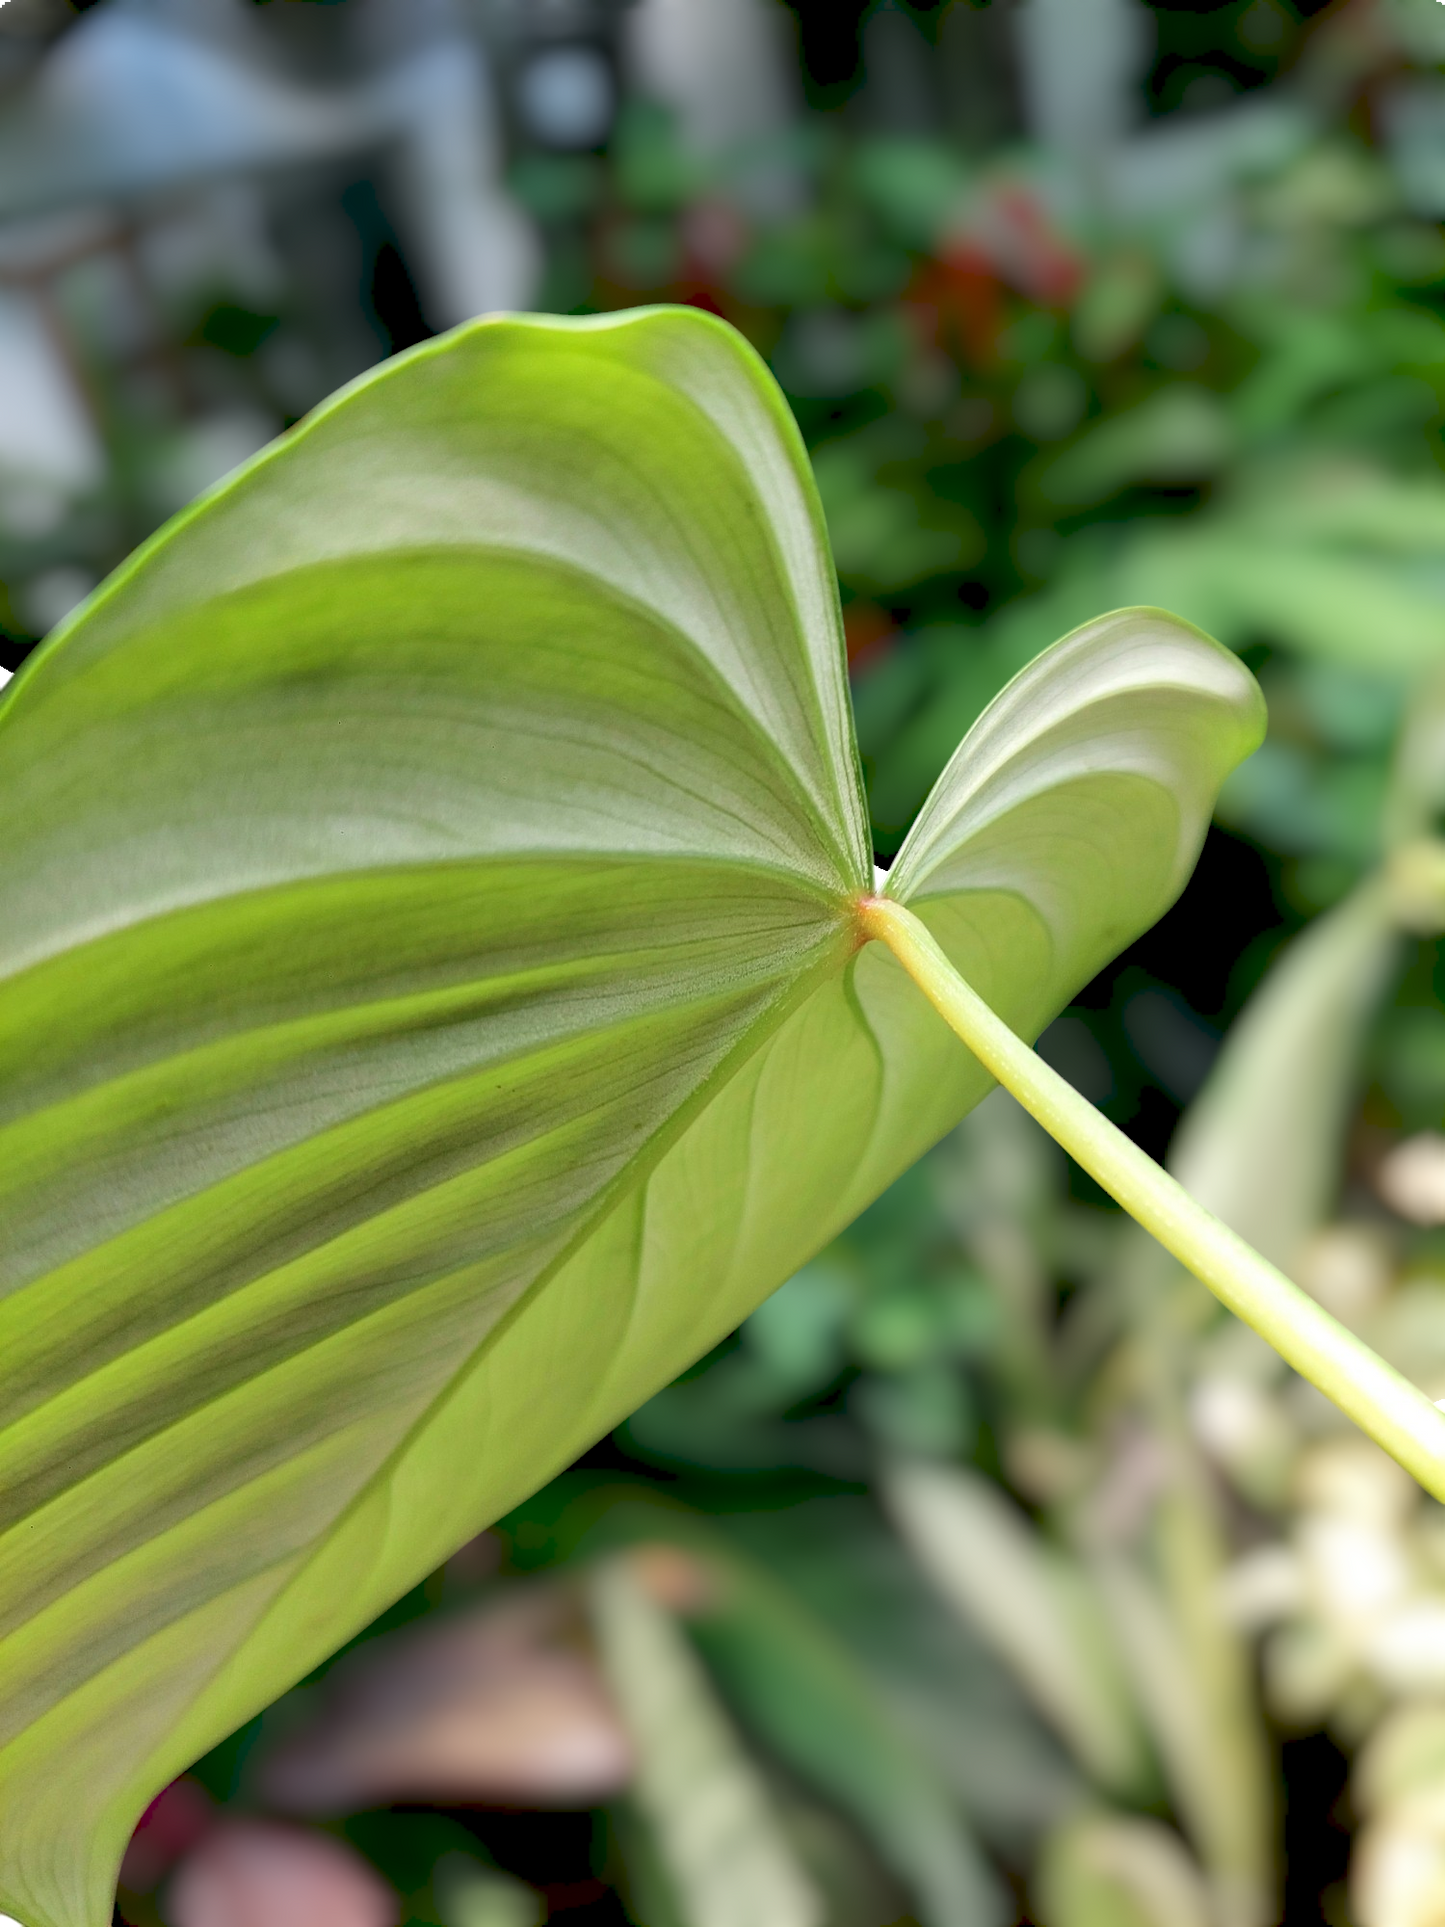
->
left=1034, top=1814, right=1212, bottom=1927
left=0, top=305, right=1262, bottom=1927
left=1168, top=884, right=1398, bottom=1275
left=1091, top=1549, right=1271, bottom=1926
left=1166, top=601, right=1445, bottom=1278
left=588, top=1556, right=824, bottom=1927
left=433, top=1856, right=544, bottom=1927
left=851, top=138, right=972, bottom=249
left=565, top=1500, right=1003, bottom=1927
left=1034, top=388, right=1233, bottom=509
left=882, top=1462, right=1151, bottom=1796
left=1126, top=526, right=1445, bottom=675
left=682, top=1545, right=1006, bottom=1927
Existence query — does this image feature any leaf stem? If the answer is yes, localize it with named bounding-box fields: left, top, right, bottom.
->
left=858, top=895, right=1445, bottom=1502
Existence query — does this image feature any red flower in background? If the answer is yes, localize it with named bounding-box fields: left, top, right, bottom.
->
left=906, top=180, right=1084, bottom=367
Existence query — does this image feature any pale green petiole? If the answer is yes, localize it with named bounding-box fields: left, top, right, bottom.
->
left=859, top=894, right=1445, bottom=1503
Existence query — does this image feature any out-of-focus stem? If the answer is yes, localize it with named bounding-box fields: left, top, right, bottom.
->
left=857, top=895, right=1445, bottom=1502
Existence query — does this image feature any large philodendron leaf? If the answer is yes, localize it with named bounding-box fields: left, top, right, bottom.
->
left=0, top=306, right=1263, bottom=1927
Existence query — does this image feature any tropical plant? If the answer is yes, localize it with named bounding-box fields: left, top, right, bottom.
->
left=4, top=300, right=1444, bottom=1927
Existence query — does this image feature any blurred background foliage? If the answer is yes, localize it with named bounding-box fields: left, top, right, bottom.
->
left=11, top=0, right=1445, bottom=1922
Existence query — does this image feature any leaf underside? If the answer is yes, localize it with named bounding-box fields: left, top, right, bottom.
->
left=0, top=305, right=1263, bottom=1927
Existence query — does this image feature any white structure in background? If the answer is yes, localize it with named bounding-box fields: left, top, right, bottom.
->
left=375, top=31, right=538, bottom=329
left=0, top=0, right=536, bottom=322
left=1013, top=0, right=1311, bottom=298
left=624, top=0, right=800, bottom=211
left=1015, top=0, right=1147, bottom=165
left=0, top=0, right=365, bottom=221
left=515, top=42, right=615, bottom=150
left=0, top=264, right=103, bottom=504
left=625, top=0, right=795, bottom=156
left=0, top=0, right=537, bottom=581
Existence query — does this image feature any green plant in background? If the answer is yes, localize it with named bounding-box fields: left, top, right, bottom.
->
left=14, top=7, right=1445, bottom=1925
left=13, top=295, right=1445, bottom=1927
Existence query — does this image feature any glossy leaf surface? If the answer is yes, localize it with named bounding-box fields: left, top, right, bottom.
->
left=0, top=305, right=1262, bottom=1927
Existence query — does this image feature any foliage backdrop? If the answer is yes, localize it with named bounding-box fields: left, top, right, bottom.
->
left=9, top=3, right=1445, bottom=1925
